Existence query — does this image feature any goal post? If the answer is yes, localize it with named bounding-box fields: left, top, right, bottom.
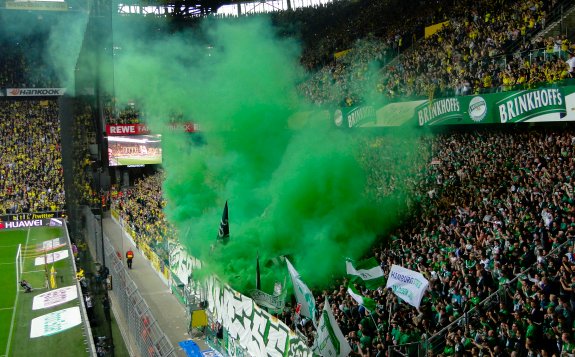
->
left=15, top=243, right=22, bottom=286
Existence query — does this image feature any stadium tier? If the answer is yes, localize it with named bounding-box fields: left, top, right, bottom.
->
left=3, top=0, right=575, bottom=356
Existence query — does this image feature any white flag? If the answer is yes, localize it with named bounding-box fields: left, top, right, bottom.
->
left=346, top=257, right=385, bottom=289
left=286, top=258, right=316, bottom=324
left=315, top=297, right=352, bottom=357
left=385, top=264, right=429, bottom=309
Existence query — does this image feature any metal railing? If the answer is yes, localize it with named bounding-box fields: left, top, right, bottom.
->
left=103, top=238, right=176, bottom=357
left=83, top=206, right=176, bottom=357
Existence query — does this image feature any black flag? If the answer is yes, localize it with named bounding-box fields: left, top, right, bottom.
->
left=256, top=253, right=261, bottom=290
left=217, top=200, right=229, bottom=241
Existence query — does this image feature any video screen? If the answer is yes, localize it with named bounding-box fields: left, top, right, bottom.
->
left=107, top=135, right=162, bottom=166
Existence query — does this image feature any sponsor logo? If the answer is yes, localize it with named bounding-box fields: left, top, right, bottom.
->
left=168, top=122, right=199, bottom=132
left=6, top=1, right=68, bottom=10
left=107, top=124, right=150, bottom=135
left=37, top=238, right=65, bottom=253
left=498, top=88, right=563, bottom=123
left=4, top=220, right=44, bottom=229
left=346, top=106, right=376, bottom=128
left=34, top=250, right=69, bottom=266
left=6, top=88, right=65, bottom=97
left=418, top=98, right=460, bottom=126
left=3, top=212, right=61, bottom=221
left=0, top=222, right=4, bottom=229
left=30, top=307, right=82, bottom=338
left=49, top=218, right=63, bottom=227
left=469, top=96, right=487, bottom=122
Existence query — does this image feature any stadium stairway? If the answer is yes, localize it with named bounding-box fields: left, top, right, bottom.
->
left=101, top=216, right=208, bottom=357
left=533, top=1, right=575, bottom=41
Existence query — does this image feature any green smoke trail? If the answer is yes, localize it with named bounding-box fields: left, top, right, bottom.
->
left=112, top=15, right=419, bottom=293
left=45, top=12, right=89, bottom=93
left=0, top=10, right=88, bottom=93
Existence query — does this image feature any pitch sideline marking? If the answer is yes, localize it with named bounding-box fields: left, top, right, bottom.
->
left=5, top=227, right=31, bottom=357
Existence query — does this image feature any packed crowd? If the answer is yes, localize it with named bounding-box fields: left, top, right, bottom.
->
left=72, top=100, right=100, bottom=209
left=111, top=173, right=177, bottom=252
left=0, top=37, right=59, bottom=89
left=1, top=0, right=574, bottom=355
left=103, top=0, right=573, bottom=107
left=108, top=125, right=575, bottom=356
left=0, top=99, right=65, bottom=214
left=270, top=0, right=436, bottom=70
left=107, top=125, right=575, bottom=356
left=298, top=0, right=573, bottom=105
left=291, top=127, right=575, bottom=356
left=104, top=101, right=142, bottom=124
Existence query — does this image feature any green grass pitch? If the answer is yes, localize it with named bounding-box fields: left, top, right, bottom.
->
left=115, top=155, right=162, bottom=165
left=0, top=226, right=90, bottom=357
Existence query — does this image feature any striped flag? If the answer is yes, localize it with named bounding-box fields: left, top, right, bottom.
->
left=347, top=283, right=376, bottom=312
left=346, top=257, right=385, bottom=290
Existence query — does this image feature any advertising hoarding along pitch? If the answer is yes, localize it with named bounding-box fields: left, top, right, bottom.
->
left=33, top=286, right=78, bottom=310
left=30, top=307, right=82, bottom=338
left=6, top=88, right=66, bottom=97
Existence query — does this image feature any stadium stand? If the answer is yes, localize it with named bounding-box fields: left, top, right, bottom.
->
left=0, top=37, right=59, bottom=89
left=297, top=0, right=572, bottom=106
left=109, top=125, right=575, bottom=355
left=99, top=0, right=575, bottom=355
left=5, top=0, right=575, bottom=355
left=0, top=99, right=65, bottom=214
left=112, top=173, right=176, bottom=252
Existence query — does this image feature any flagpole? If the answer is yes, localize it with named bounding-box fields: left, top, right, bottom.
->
left=366, top=308, right=383, bottom=343
left=388, top=301, right=393, bottom=334
left=256, top=251, right=261, bottom=291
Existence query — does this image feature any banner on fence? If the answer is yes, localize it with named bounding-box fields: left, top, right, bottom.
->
left=249, top=289, right=285, bottom=311
left=0, top=211, right=64, bottom=222
left=206, top=277, right=313, bottom=356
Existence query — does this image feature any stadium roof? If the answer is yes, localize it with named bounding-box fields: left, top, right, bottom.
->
left=117, top=0, right=335, bottom=17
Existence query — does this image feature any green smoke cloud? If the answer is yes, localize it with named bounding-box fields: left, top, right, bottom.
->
left=112, top=15, right=416, bottom=292
left=0, top=10, right=88, bottom=93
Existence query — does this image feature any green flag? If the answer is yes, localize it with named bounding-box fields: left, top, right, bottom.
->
left=314, top=297, right=352, bottom=357
left=347, top=283, right=377, bottom=313
left=346, top=257, right=385, bottom=290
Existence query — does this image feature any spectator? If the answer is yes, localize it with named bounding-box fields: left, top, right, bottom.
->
left=0, top=99, right=65, bottom=214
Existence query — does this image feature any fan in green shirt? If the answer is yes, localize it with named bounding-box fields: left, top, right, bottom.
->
left=443, top=344, right=455, bottom=356
left=526, top=322, right=536, bottom=339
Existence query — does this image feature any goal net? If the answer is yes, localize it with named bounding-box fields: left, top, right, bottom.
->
left=15, top=244, right=23, bottom=286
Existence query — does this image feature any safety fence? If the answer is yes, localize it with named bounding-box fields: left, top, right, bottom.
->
left=105, top=206, right=314, bottom=356
left=84, top=207, right=176, bottom=357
